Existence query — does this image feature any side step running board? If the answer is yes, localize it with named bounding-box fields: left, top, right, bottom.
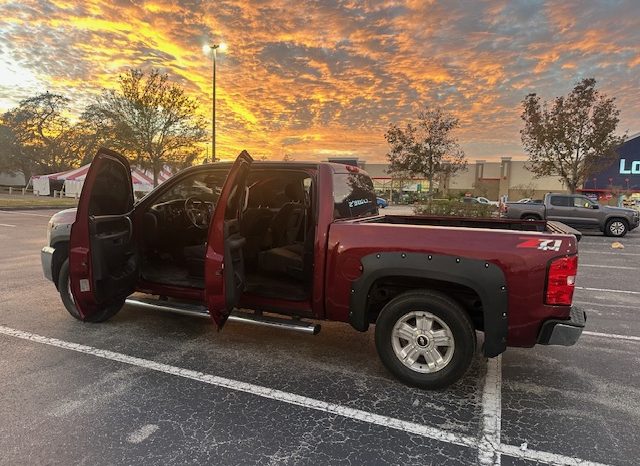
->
left=125, top=296, right=321, bottom=335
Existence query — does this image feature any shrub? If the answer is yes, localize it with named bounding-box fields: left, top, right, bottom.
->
left=414, top=199, right=498, bottom=217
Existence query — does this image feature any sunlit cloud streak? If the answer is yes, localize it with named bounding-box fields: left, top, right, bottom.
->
left=0, top=0, right=638, bottom=162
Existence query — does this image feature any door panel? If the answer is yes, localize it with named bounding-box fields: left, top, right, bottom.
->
left=69, top=148, right=139, bottom=319
left=571, top=196, right=600, bottom=227
left=205, top=150, right=253, bottom=327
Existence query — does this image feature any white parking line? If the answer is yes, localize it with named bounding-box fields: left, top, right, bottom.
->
left=0, top=325, right=613, bottom=466
left=579, top=264, right=637, bottom=270
left=0, top=223, right=16, bottom=227
left=576, top=286, right=640, bottom=295
left=583, top=331, right=640, bottom=343
left=479, top=355, right=502, bottom=465
left=579, top=251, right=640, bottom=257
left=0, top=325, right=477, bottom=449
left=573, top=301, right=638, bottom=310
left=127, top=424, right=159, bottom=444
left=497, top=443, right=609, bottom=466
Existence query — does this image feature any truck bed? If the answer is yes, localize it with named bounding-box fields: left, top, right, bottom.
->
left=363, top=214, right=582, bottom=239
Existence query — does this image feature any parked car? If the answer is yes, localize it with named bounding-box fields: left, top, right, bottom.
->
left=41, top=148, right=586, bottom=389
left=503, top=193, right=639, bottom=237
left=376, top=197, right=388, bottom=208
left=476, top=196, right=499, bottom=206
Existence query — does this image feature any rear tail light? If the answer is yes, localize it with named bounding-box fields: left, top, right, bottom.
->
left=545, top=255, right=578, bottom=305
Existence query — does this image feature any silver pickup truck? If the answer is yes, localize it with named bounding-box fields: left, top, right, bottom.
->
left=503, top=193, right=639, bottom=237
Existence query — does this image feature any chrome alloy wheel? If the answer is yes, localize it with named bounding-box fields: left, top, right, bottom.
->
left=609, top=221, right=626, bottom=236
left=391, top=311, right=455, bottom=373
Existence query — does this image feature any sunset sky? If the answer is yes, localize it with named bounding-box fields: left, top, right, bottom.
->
left=1, top=0, right=639, bottom=162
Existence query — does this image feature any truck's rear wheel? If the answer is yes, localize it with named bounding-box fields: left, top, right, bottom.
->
left=522, top=215, right=540, bottom=221
left=375, top=290, right=476, bottom=389
left=605, top=218, right=628, bottom=237
left=58, top=259, right=123, bottom=323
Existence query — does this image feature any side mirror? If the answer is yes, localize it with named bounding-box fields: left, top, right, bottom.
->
left=592, top=204, right=599, bottom=209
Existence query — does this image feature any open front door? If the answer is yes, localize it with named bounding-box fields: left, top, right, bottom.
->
left=205, top=150, right=253, bottom=327
left=69, top=148, right=139, bottom=320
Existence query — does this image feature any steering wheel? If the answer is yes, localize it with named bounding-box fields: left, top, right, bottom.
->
left=184, top=197, right=211, bottom=229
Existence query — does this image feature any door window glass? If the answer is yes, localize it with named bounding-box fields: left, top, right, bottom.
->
left=88, top=159, right=133, bottom=216
left=549, top=196, right=570, bottom=207
left=573, top=196, right=594, bottom=209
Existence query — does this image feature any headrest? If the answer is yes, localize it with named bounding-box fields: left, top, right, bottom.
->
left=284, top=182, right=304, bottom=202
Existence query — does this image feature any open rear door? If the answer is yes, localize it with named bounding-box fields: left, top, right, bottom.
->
left=205, top=150, right=253, bottom=327
left=69, top=148, right=139, bottom=320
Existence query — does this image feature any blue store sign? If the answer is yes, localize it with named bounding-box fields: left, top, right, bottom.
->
left=585, top=134, right=640, bottom=191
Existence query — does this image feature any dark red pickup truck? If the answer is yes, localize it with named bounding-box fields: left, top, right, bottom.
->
left=42, top=148, right=586, bottom=388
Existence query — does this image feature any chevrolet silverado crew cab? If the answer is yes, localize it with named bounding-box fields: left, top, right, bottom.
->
left=42, top=148, right=586, bottom=389
left=503, top=193, right=639, bottom=237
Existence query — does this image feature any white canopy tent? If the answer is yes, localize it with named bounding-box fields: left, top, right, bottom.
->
left=31, top=164, right=170, bottom=197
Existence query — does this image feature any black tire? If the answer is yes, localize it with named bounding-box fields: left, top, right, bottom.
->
left=522, top=215, right=540, bottom=221
left=58, top=259, right=123, bottom=323
left=604, top=218, right=628, bottom=237
left=375, top=290, right=476, bottom=389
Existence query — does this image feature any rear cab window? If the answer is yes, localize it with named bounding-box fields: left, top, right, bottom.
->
left=550, top=195, right=570, bottom=207
left=332, top=167, right=378, bottom=220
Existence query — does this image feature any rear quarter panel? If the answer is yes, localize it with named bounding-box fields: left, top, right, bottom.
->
left=325, top=222, right=578, bottom=347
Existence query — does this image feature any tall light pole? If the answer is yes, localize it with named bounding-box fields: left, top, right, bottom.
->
left=204, top=42, right=226, bottom=162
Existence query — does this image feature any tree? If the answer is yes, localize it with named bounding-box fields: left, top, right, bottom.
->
left=90, top=69, right=207, bottom=185
left=511, top=182, right=537, bottom=199
left=385, top=108, right=467, bottom=195
left=520, top=78, right=625, bottom=193
left=0, top=92, right=77, bottom=179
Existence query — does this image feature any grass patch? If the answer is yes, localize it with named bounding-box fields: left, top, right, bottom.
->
left=0, top=194, right=78, bottom=209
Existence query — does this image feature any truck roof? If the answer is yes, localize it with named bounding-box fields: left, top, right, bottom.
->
left=198, top=160, right=370, bottom=174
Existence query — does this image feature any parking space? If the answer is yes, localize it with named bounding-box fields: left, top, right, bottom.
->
left=1, top=209, right=639, bottom=465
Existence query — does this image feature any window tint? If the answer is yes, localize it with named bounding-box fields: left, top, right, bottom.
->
left=550, top=196, right=570, bottom=207
left=333, top=172, right=378, bottom=219
left=88, top=159, right=133, bottom=216
left=573, top=196, right=593, bottom=208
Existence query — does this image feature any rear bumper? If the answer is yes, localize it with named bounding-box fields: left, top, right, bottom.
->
left=41, top=246, right=55, bottom=282
left=537, top=306, right=586, bottom=346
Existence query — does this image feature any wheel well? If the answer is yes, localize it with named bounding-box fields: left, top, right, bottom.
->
left=51, top=241, right=69, bottom=289
left=365, top=276, right=484, bottom=331
left=521, top=213, right=541, bottom=220
left=607, top=217, right=628, bottom=227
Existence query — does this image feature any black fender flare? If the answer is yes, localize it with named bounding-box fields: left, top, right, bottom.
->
left=348, top=252, right=509, bottom=357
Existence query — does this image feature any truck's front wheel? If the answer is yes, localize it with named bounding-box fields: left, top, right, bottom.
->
left=58, top=259, right=123, bottom=323
left=605, top=218, right=628, bottom=237
left=375, top=290, right=476, bottom=389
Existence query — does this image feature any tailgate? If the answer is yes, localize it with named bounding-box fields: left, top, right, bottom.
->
left=546, top=221, right=582, bottom=241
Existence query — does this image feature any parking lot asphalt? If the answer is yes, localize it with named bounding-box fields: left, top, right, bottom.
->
left=0, top=208, right=639, bottom=465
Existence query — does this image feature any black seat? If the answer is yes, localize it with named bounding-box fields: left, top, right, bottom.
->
left=259, top=182, right=306, bottom=277
left=269, top=183, right=306, bottom=247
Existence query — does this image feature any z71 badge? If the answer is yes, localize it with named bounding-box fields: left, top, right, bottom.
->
left=517, top=238, right=563, bottom=252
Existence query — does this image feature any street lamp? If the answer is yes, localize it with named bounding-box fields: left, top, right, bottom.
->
left=204, top=42, right=227, bottom=162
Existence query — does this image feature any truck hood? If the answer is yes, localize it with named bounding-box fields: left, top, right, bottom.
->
left=49, top=208, right=77, bottom=226
left=601, top=205, right=637, bottom=215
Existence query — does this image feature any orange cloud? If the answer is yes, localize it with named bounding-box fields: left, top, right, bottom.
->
left=0, top=0, right=638, bottom=163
